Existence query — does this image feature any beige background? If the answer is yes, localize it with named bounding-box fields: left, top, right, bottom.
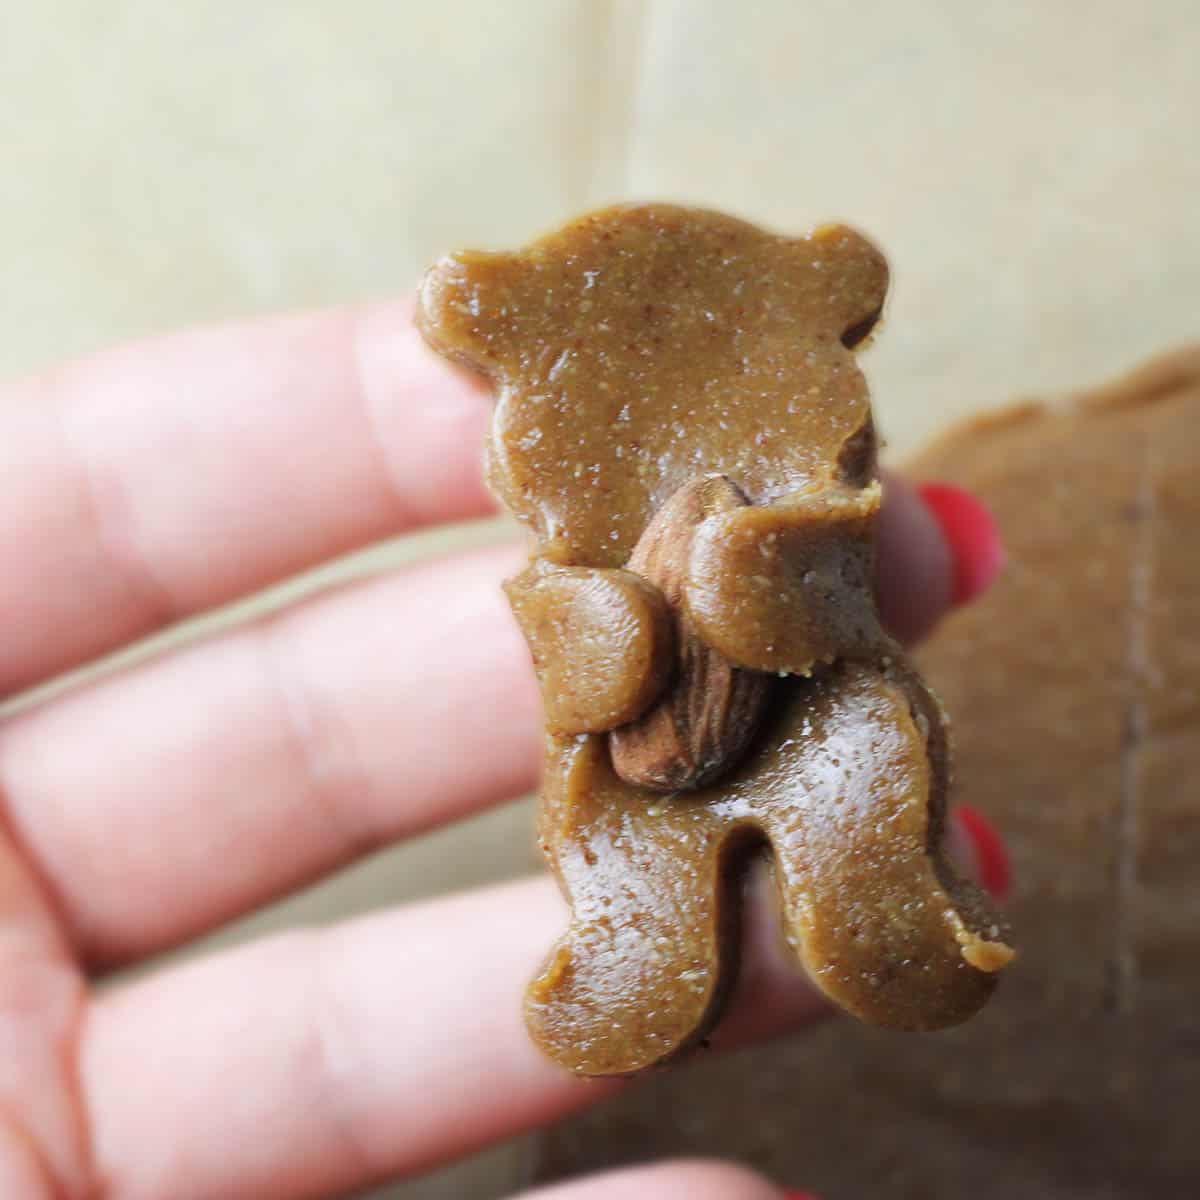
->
left=2, top=3, right=1197, bottom=1197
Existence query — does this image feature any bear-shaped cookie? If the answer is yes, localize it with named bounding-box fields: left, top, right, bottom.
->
left=418, top=204, right=1012, bottom=1076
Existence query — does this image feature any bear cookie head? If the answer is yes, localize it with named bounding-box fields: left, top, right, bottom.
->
left=417, top=204, right=885, bottom=560
left=417, top=204, right=891, bottom=679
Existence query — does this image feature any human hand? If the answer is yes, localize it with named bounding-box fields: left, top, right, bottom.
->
left=0, top=303, right=1007, bottom=1199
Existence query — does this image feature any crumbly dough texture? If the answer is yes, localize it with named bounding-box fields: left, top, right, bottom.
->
left=417, top=204, right=1010, bottom=1076
left=535, top=347, right=1200, bottom=1191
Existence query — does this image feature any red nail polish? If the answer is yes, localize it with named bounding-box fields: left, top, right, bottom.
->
left=782, top=1192, right=820, bottom=1200
left=956, top=805, right=1012, bottom=901
left=918, top=482, right=1005, bottom=606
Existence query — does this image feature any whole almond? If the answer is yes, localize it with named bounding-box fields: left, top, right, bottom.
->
left=610, top=476, right=771, bottom=791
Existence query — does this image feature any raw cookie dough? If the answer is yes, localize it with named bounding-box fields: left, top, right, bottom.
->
left=418, top=204, right=1011, bottom=1076
left=535, top=347, right=1200, bottom=1192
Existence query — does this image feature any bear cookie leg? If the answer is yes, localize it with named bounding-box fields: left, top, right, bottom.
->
left=527, top=734, right=746, bottom=1076
left=753, top=663, right=1013, bottom=1032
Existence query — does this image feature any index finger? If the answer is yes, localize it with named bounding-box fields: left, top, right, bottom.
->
left=0, top=301, right=496, bottom=695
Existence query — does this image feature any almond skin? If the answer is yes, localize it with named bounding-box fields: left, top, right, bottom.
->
left=610, top=476, right=772, bottom=791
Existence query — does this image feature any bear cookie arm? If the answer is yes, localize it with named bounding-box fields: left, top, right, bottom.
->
left=416, top=204, right=1013, bottom=1077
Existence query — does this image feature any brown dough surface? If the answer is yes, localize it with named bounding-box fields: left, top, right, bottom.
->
left=535, top=347, right=1200, bottom=1193
left=418, top=204, right=1009, bottom=1075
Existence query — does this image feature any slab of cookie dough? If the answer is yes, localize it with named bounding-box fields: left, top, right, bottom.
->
left=534, top=347, right=1200, bottom=1195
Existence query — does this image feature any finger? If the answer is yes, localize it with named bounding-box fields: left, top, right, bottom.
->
left=81, top=878, right=601, bottom=1200
left=0, top=544, right=537, bottom=968
left=875, top=467, right=954, bottom=644
left=81, top=806, right=1005, bottom=1200
left=0, top=301, right=495, bottom=695
left=876, top=469, right=1004, bottom=645
left=79, top=877, right=810, bottom=1200
left=517, top=1159, right=786, bottom=1200
left=917, top=481, right=1007, bottom=605
left=0, top=827, right=89, bottom=1199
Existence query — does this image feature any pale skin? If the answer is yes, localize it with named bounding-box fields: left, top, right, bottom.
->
left=0, top=300, right=980, bottom=1200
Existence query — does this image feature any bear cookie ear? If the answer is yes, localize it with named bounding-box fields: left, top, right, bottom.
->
left=415, top=249, right=531, bottom=375
left=803, top=225, right=889, bottom=348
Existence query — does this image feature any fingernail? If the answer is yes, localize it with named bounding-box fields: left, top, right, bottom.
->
left=955, top=805, right=1013, bottom=902
left=917, top=483, right=1005, bottom=606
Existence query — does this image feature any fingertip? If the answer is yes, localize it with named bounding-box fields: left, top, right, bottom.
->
left=875, top=469, right=955, bottom=645
left=524, top=1159, right=792, bottom=1199
left=662, top=1161, right=792, bottom=1200
left=916, top=483, right=1006, bottom=606
left=951, top=805, right=1014, bottom=903
left=877, top=472, right=1006, bottom=645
